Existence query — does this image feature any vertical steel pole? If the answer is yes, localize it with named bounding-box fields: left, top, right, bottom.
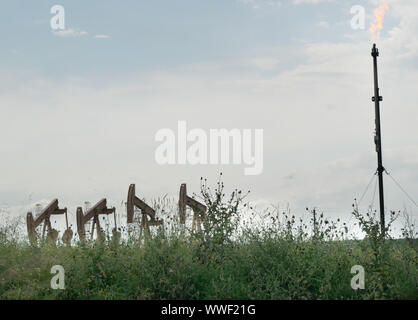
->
left=371, top=44, right=385, bottom=236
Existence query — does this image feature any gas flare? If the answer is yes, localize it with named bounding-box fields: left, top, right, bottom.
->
left=369, top=0, right=389, bottom=39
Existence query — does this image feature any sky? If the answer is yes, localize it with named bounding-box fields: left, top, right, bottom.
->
left=0, top=0, right=417, bottom=233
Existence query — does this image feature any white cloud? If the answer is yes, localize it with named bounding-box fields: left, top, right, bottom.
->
left=317, top=21, right=330, bottom=28
left=238, top=0, right=335, bottom=9
left=292, top=0, right=335, bottom=4
left=94, top=34, right=110, bottom=39
left=250, top=57, right=280, bottom=70
left=238, top=0, right=282, bottom=8
left=52, top=28, right=88, bottom=37
left=2, top=29, right=417, bottom=219
left=1, top=0, right=418, bottom=223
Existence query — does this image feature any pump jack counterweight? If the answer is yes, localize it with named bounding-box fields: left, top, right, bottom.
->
left=371, top=44, right=386, bottom=236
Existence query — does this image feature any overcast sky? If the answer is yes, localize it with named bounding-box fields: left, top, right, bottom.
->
left=0, top=0, right=417, bottom=230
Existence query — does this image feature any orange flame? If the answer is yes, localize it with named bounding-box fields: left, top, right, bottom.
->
left=369, top=0, right=389, bottom=38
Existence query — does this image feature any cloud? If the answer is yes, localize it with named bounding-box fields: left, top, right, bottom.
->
left=1, top=0, right=417, bottom=224
left=292, top=0, right=335, bottom=4
left=317, top=21, right=330, bottom=28
left=249, top=57, right=280, bottom=70
left=2, top=29, right=417, bottom=219
left=237, top=0, right=282, bottom=8
left=94, top=34, right=110, bottom=39
left=380, top=0, right=418, bottom=61
left=238, top=0, right=334, bottom=9
left=52, top=28, right=88, bottom=37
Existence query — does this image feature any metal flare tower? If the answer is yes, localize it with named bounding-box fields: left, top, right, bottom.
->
left=371, top=43, right=385, bottom=235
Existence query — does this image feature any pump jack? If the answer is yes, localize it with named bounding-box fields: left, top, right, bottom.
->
left=178, top=184, right=206, bottom=232
left=76, top=199, right=115, bottom=242
left=26, top=199, right=67, bottom=245
left=127, top=184, right=163, bottom=241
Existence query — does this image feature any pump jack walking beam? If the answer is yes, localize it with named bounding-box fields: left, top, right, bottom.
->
left=371, top=43, right=386, bottom=236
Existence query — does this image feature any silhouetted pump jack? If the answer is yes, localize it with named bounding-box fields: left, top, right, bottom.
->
left=26, top=199, right=67, bottom=245
left=76, top=199, right=115, bottom=242
left=127, top=184, right=163, bottom=241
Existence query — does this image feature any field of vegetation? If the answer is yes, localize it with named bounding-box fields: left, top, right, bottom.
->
left=0, top=178, right=417, bottom=300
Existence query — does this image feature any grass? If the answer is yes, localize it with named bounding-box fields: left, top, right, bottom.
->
left=0, top=178, right=417, bottom=300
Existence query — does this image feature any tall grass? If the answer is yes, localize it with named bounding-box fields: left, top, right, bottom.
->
left=0, top=177, right=417, bottom=300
